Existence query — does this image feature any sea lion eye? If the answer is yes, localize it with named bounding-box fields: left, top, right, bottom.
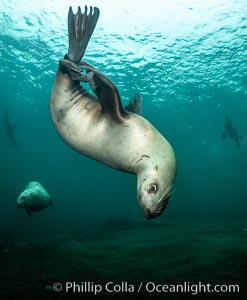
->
left=21, top=196, right=26, bottom=200
left=148, top=184, right=158, bottom=194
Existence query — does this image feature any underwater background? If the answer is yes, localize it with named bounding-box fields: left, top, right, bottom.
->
left=0, top=0, right=246, bottom=299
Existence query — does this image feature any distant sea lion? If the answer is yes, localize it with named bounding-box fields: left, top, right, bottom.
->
left=3, top=107, right=17, bottom=148
left=16, top=181, right=53, bottom=216
left=49, top=6, right=176, bottom=219
left=222, top=114, right=244, bottom=147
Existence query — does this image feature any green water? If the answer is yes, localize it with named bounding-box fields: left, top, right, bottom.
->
left=0, top=0, right=246, bottom=299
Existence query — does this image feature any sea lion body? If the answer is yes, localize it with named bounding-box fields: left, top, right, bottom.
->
left=50, top=6, right=176, bottom=218
left=51, top=72, right=174, bottom=172
left=3, top=107, right=17, bottom=148
left=16, top=181, right=52, bottom=216
left=222, top=114, right=244, bottom=147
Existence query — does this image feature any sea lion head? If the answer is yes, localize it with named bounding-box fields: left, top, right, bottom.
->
left=137, top=164, right=175, bottom=219
left=16, top=189, right=33, bottom=210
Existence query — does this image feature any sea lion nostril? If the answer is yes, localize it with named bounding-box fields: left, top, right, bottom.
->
left=145, top=211, right=156, bottom=219
left=143, top=207, right=157, bottom=219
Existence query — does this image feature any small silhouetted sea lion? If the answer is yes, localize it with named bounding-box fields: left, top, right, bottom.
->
left=3, top=107, right=17, bottom=148
left=16, top=181, right=53, bottom=216
left=222, top=114, right=244, bottom=147
left=49, top=6, right=176, bottom=219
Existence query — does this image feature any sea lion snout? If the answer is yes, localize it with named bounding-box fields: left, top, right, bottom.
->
left=16, top=201, right=25, bottom=208
left=142, top=206, right=163, bottom=219
left=137, top=171, right=174, bottom=219
left=143, top=208, right=158, bottom=219
left=141, top=196, right=170, bottom=219
left=16, top=194, right=27, bottom=208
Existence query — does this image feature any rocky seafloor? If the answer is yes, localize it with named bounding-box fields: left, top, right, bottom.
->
left=0, top=219, right=246, bottom=300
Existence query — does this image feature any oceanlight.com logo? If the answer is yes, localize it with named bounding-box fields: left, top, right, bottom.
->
left=52, top=281, right=240, bottom=295
left=145, top=282, right=240, bottom=295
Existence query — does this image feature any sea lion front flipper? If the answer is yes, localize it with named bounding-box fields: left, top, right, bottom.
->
left=78, top=62, right=128, bottom=123
left=125, top=94, right=142, bottom=115
left=89, top=71, right=128, bottom=123
left=60, top=58, right=128, bottom=123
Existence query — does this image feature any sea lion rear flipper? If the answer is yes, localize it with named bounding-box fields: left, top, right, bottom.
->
left=236, top=136, right=244, bottom=147
left=125, top=94, right=142, bottom=115
left=59, top=59, right=88, bottom=81
left=67, top=6, right=100, bottom=64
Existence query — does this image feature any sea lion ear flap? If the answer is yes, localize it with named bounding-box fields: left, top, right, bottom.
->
left=125, top=94, right=142, bottom=115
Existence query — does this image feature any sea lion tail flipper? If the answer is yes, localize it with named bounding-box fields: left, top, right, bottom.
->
left=125, top=94, right=142, bottom=115
left=67, top=6, right=100, bottom=64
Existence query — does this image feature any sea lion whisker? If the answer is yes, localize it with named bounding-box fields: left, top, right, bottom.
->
left=159, top=184, right=174, bottom=202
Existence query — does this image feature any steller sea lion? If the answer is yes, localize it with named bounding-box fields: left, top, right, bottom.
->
left=49, top=6, right=176, bottom=218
